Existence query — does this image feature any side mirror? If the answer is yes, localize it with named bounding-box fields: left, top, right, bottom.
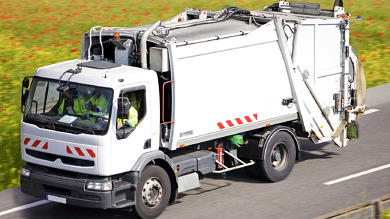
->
left=22, top=90, right=29, bottom=107
left=117, top=97, right=130, bottom=120
left=22, top=77, right=30, bottom=88
left=21, top=77, right=31, bottom=112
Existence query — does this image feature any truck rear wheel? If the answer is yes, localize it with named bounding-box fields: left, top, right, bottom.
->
left=246, top=131, right=296, bottom=182
left=134, top=165, right=171, bottom=219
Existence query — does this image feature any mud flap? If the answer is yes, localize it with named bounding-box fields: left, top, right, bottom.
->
left=347, top=121, right=359, bottom=139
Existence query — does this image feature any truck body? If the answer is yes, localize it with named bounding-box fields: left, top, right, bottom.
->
left=20, top=1, right=366, bottom=218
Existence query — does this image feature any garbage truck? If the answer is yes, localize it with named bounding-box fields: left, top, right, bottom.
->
left=20, top=0, right=366, bottom=218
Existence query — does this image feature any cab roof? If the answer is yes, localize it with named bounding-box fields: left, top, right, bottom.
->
left=34, top=59, right=158, bottom=88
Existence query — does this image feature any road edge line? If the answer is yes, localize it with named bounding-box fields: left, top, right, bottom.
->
left=0, top=200, right=50, bottom=216
left=324, top=163, right=390, bottom=185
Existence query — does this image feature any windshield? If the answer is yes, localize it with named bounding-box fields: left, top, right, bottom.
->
left=23, top=77, right=113, bottom=135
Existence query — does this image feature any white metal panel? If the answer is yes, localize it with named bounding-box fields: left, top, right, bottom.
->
left=293, top=24, right=315, bottom=84
left=170, top=24, right=296, bottom=150
left=316, top=24, right=341, bottom=72
left=288, top=17, right=347, bottom=144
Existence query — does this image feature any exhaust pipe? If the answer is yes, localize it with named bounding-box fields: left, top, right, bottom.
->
left=141, top=21, right=161, bottom=69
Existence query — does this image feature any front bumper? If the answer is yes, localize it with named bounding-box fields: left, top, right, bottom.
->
left=20, top=164, right=138, bottom=209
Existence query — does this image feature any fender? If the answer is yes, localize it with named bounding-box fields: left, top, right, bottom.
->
left=130, top=150, right=178, bottom=203
left=131, top=150, right=176, bottom=177
left=260, top=126, right=301, bottom=160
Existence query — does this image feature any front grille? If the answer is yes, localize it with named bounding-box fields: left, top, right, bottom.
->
left=26, top=149, right=94, bottom=167
left=44, top=184, right=71, bottom=197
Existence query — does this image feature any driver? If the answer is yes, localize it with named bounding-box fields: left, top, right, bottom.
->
left=117, top=92, right=138, bottom=129
left=86, top=88, right=108, bottom=122
left=58, top=88, right=87, bottom=116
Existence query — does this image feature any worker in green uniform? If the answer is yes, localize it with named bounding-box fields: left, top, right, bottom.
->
left=117, top=92, right=138, bottom=129
left=87, top=88, right=108, bottom=122
left=58, top=89, right=87, bottom=116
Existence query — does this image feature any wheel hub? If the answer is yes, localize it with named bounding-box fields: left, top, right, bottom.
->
left=142, top=177, right=163, bottom=207
left=271, top=143, right=287, bottom=170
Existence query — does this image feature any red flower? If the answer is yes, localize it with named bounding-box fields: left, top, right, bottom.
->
left=0, top=109, right=3, bottom=112
left=2, top=59, right=7, bottom=62
left=379, top=33, right=384, bottom=36
left=367, top=16, right=374, bottom=20
left=366, top=35, right=372, bottom=38
left=71, top=48, right=77, bottom=52
left=3, top=75, right=8, bottom=79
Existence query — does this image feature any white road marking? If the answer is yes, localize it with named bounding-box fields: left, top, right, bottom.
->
left=0, top=200, right=49, bottom=216
left=364, top=109, right=380, bottom=115
left=324, top=163, right=390, bottom=185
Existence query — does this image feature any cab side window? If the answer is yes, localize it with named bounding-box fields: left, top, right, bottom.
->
left=117, top=90, right=146, bottom=131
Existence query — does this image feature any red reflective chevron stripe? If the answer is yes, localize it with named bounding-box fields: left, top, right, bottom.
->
left=218, top=113, right=258, bottom=129
left=244, top=116, right=252, bottom=123
left=66, top=146, right=73, bottom=154
left=42, top=142, right=48, bottom=150
left=86, top=149, right=96, bottom=158
left=74, top=147, right=85, bottom=156
left=24, top=138, right=31, bottom=145
left=235, top=118, right=243, bottom=125
left=217, top=122, right=225, bottom=129
left=226, top=120, right=234, bottom=127
left=32, top=140, right=41, bottom=147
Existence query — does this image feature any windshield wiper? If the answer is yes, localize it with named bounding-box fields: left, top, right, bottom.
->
left=26, top=115, right=56, bottom=130
left=27, top=114, right=96, bottom=135
left=65, top=126, right=95, bottom=135
left=55, top=119, right=96, bottom=135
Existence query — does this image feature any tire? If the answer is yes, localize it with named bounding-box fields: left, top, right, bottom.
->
left=245, top=131, right=296, bottom=182
left=134, top=165, right=171, bottom=219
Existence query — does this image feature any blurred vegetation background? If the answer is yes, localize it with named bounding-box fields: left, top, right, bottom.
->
left=0, top=0, right=389, bottom=191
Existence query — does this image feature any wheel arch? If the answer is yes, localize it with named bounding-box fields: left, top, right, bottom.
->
left=131, top=150, right=178, bottom=203
left=260, top=125, right=300, bottom=161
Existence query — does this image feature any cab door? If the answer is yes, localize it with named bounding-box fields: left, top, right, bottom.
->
left=110, top=84, right=154, bottom=174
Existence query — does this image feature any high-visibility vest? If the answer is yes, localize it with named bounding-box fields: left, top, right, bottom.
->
left=88, top=95, right=108, bottom=121
left=117, top=106, right=138, bottom=127
left=88, top=95, right=108, bottom=113
left=58, top=96, right=87, bottom=116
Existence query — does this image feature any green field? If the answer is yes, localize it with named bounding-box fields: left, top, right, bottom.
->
left=0, top=0, right=389, bottom=191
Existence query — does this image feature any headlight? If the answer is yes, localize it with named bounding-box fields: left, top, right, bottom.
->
left=86, top=181, right=113, bottom=191
left=21, top=167, right=31, bottom=178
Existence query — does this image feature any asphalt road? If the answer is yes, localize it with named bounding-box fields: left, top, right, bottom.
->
left=1, top=83, right=389, bottom=219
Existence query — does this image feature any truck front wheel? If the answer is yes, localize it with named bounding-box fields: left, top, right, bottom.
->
left=134, top=165, right=171, bottom=219
left=246, top=131, right=296, bottom=182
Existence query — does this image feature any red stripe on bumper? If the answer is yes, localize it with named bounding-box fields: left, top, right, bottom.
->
left=66, top=146, right=73, bottom=154
left=86, top=149, right=96, bottom=158
left=24, top=138, right=31, bottom=145
left=32, top=140, right=41, bottom=147
left=74, top=147, right=85, bottom=156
